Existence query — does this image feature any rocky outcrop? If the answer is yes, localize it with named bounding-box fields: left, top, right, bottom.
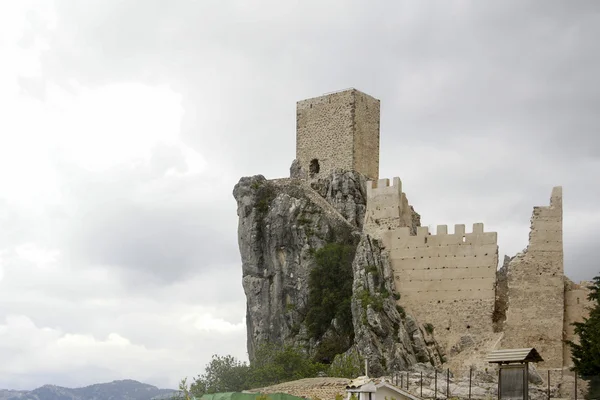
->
left=492, top=255, right=512, bottom=332
left=233, top=175, right=361, bottom=360
left=233, top=171, right=442, bottom=373
left=309, top=170, right=368, bottom=230
left=351, top=235, right=443, bottom=376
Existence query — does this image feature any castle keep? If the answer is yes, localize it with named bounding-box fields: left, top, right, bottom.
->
left=293, top=88, right=591, bottom=384
left=295, top=89, right=380, bottom=181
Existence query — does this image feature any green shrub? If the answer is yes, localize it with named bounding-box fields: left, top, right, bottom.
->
left=255, top=183, right=276, bottom=215
left=424, top=323, right=434, bottom=334
left=297, top=216, right=311, bottom=225
left=305, top=242, right=357, bottom=363
left=248, top=343, right=326, bottom=388
left=396, top=305, right=405, bottom=318
left=358, top=289, right=383, bottom=313
left=306, top=243, right=355, bottom=340
left=328, top=350, right=364, bottom=379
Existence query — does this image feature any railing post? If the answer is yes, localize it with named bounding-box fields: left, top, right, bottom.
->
left=469, top=368, right=472, bottom=400
left=547, top=370, right=550, bottom=400
left=498, top=367, right=501, bottom=400
left=420, top=371, right=423, bottom=398
left=401, top=373, right=403, bottom=388
left=446, top=368, right=450, bottom=399
left=575, top=371, right=578, bottom=400
left=435, top=370, right=437, bottom=400
left=407, top=371, right=409, bottom=390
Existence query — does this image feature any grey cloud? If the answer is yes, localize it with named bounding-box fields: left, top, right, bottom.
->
left=29, top=1, right=600, bottom=174
left=4, top=0, right=599, bottom=389
left=52, top=149, right=239, bottom=284
left=565, top=239, right=600, bottom=283
left=69, top=201, right=235, bottom=281
left=34, top=0, right=599, bottom=280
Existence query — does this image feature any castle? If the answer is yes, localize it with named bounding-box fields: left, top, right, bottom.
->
left=293, top=88, right=592, bottom=387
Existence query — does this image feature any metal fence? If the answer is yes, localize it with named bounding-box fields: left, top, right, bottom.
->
left=389, top=368, right=599, bottom=399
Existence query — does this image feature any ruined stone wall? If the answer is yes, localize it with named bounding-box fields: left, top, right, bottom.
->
left=364, top=177, right=499, bottom=352
left=563, top=279, right=593, bottom=367
left=501, top=187, right=564, bottom=369
left=296, top=89, right=379, bottom=181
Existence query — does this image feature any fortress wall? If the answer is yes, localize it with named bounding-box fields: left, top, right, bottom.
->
left=563, top=279, right=593, bottom=367
left=381, top=224, right=498, bottom=349
left=501, top=187, right=564, bottom=369
left=364, top=177, right=499, bottom=351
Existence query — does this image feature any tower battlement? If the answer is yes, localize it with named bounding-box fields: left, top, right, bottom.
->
left=366, top=177, right=402, bottom=197
left=364, top=177, right=411, bottom=232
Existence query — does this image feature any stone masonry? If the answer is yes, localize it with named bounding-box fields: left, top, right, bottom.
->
left=292, top=89, right=593, bottom=374
left=563, top=278, right=595, bottom=365
left=259, top=89, right=594, bottom=393
left=295, top=89, right=380, bottom=181
left=365, top=177, right=499, bottom=357
left=501, top=187, right=564, bottom=369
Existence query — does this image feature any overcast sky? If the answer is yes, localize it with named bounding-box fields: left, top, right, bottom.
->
left=0, top=0, right=599, bottom=391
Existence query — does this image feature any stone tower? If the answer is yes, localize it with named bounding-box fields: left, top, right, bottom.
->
left=295, top=88, right=380, bottom=180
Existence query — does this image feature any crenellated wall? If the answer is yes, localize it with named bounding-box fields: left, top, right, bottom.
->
left=365, top=177, right=499, bottom=351
left=364, top=178, right=418, bottom=234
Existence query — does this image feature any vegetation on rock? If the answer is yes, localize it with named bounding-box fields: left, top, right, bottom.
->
left=182, top=344, right=331, bottom=398
left=188, top=354, right=249, bottom=395
left=327, top=347, right=364, bottom=379
left=305, top=243, right=356, bottom=363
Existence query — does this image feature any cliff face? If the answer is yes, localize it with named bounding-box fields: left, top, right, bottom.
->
left=233, top=170, right=441, bottom=371
left=308, top=171, right=368, bottom=230
left=351, top=235, right=444, bottom=376
left=233, top=174, right=361, bottom=360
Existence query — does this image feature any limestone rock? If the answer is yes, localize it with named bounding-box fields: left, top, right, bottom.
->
left=350, top=234, right=443, bottom=376
left=233, top=174, right=360, bottom=360
left=528, top=363, right=544, bottom=385
left=309, top=170, right=368, bottom=230
left=493, top=255, right=511, bottom=332
left=289, top=159, right=304, bottom=179
left=233, top=171, right=444, bottom=371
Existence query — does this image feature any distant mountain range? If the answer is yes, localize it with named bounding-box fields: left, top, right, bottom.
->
left=0, top=380, right=178, bottom=400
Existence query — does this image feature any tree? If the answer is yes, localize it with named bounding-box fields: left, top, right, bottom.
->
left=246, top=343, right=325, bottom=388
left=567, top=275, right=600, bottom=376
left=184, top=345, right=326, bottom=397
left=189, top=354, right=250, bottom=397
left=566, top=274, right=600, bottom=398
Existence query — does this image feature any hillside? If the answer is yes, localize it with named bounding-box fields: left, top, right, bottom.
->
left=0, top=380, right=176, bottom=400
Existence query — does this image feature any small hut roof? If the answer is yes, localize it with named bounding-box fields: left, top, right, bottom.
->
left=486, top=348, right=544, bottom=364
